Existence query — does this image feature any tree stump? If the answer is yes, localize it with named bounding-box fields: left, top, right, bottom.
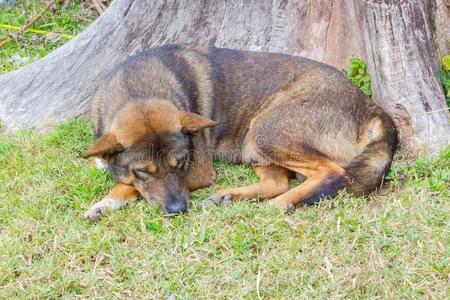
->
left=360, top=0, right=450, bottom=153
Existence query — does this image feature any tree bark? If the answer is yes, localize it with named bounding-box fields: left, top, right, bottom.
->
left=0, top=0, right=448, bottom=154
left=359, top=0, right=450, bottom=154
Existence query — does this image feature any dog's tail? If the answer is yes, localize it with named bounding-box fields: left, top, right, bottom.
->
left=343, top=112, right=398, bottom=196
left=301, top=111, right=398, bottom=206
left=303, top=112, right=397, bottom=205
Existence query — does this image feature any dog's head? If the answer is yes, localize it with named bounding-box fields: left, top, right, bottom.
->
left=83, top=100, right=218, bottom=215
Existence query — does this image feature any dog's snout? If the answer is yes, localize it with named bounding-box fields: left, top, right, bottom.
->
left=165, top=197, right=188, bottom=214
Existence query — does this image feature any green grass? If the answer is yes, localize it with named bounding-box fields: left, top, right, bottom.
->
left=1, top=2, right=449, bottom=298
left=0, top=119, right=449, bottom=299
left=0, top=1, right=95, bottom=73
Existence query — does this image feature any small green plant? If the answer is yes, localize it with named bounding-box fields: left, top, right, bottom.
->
left=437, top=54, right=450, bottom=107
left=347, top=57, right=372, bottom=96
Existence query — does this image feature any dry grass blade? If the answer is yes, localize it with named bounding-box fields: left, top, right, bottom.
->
left=0, top=0, right=56, bottom=48
left=256, top=269, right=262, bottom=300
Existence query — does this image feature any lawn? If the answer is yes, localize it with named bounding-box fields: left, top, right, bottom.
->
left=0, top=2, right=449, bottom=299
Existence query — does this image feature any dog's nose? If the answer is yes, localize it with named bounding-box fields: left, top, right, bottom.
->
left=165, top=199, right=188, bottom=214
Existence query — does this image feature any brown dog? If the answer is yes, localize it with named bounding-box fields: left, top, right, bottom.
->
left=82, top=44, right=397, bottom=221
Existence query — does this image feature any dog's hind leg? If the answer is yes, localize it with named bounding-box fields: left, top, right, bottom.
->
left=243, top=100, right=348, bottom=210
left=267, top=155, right=345, bottom=210
left=84, top=183, right=139, bottom=222
left=203, top=165, right=292, bottom=206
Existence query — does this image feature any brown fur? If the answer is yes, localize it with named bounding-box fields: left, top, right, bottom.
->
left=83, top=44, right=397, bottom=217
left=106, top=183, right=139, bottom=204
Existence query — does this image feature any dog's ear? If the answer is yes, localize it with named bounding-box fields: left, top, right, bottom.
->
left=82, top=133, right=124, bottom=158
left=180, top=111, right=219, bottom=134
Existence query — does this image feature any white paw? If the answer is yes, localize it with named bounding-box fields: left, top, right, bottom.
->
left=83, top=198, right=123, bottom=222
left=202, top=193, right=232, bottom=207
left=95, top=158, right=108, bottom=170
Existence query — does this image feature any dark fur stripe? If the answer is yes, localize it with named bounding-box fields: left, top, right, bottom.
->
left=302, top=176, right=345, bottom=205
left=157, top=51, right=200, bottom=114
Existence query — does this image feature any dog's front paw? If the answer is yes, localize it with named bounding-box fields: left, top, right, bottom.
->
left=84, top=207, right=107, bottom=222
left=202, top=193, right=232, bottom=207
left=83, top=198, right=124, bottom=222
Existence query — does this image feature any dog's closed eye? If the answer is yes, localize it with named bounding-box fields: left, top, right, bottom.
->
left=133, top=169, right=152, bottom=180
